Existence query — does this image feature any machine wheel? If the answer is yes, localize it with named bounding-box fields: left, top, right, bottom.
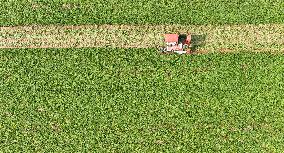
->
left=159, top=47, right=165, bottom=52
left=158, top=47, right=167, bottom=54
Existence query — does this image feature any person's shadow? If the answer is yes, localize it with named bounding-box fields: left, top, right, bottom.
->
left=178, top=34, right=207, bottom=52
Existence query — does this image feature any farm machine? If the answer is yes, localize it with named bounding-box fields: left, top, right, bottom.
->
left=160, top=34, right=192, bottom=54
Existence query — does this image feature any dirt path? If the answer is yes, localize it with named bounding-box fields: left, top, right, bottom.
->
left=0, top=24, right=283, bottom=53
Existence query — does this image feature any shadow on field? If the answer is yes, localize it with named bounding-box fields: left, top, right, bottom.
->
left=190, top=34, right=207, bottom=52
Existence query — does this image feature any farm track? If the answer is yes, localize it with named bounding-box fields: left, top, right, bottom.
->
left=0, top=24, right=283, bottom=53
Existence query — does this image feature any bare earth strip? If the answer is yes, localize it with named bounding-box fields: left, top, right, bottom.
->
left=0, top=24, right=283, bottom=53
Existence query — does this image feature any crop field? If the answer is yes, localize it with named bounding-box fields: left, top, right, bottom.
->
left=1, top=48, right=284, bottom=152
left=0, top=0, right=284, bottom=26
left=1, top=0, right=284, bottom=152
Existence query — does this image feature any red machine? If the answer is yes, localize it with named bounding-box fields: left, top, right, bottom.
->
left=160, top=34, right=192, bottom=54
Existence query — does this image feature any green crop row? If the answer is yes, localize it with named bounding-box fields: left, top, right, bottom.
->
left=0, top=0, right=283, bottom=26
left=1, top=48, right=284, bottom=152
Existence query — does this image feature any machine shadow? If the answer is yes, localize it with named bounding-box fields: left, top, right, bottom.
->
left=190, top=34, right=207, bottom=52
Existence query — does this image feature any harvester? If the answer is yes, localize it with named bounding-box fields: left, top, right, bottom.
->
left=160, top=34, right=192, bottom=54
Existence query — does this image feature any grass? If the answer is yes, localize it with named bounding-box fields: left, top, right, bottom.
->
left=0, top=0, right=283, bottom=26
left=1, top=48, right=284, bottom=152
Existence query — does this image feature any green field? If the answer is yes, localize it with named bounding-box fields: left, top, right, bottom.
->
left=1, top=0, right=283, bottom=26
left=1, top=48, right=284, bottom=152
left=1, top=0, right=284, bottom=151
